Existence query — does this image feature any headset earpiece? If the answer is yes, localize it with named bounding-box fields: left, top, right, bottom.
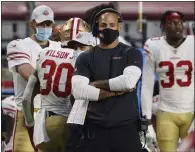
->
left=92, top=20, right=99, bottom=37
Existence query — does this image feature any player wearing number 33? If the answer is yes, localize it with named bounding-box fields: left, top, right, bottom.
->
left=141, top=11, right=194, bottom=152
left=21, top=18, right=96, bottom=152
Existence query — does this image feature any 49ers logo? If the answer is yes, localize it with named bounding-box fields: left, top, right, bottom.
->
left=76, top=33, right=83, bottom=39
left=43, top=10, right=49, bottom=16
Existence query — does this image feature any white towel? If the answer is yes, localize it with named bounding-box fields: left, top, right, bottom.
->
left=33, top=108, right=50, bottom=146
left=67, top=100, right=89, bottom=125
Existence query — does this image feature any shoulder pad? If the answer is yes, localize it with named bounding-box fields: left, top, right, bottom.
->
left=49, top=40, right=62, bottom=48
left=186, top=35, right=194, bottom=41
left=144, top=37, right=163, bottom=54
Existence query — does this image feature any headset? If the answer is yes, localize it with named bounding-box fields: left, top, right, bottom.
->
left=91, top=8, right=123, bottom=37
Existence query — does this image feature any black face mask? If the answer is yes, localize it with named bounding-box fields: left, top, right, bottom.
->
left=98, top=28, right=119, bottom=45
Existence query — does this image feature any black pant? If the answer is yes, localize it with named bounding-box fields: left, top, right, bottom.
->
left=65, top=124, right=85, bottom=152
left=65, top=121, right=142, bottom=152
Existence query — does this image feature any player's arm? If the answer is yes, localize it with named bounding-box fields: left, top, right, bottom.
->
left=72, top=53, right=119, bottom=101
left=17, top=64, right=35, bottom=81
left=7, top=40, right=34, bottom=80
left=141, top=47, right=155, bottom=120
left=22, top=71, right=40, bottom=127
left=22, top=51, right=42, bottom=126
left=89, top=49, right=143, bottom=92
left=72, top=75, right=121, bottom=101
left=22, top=72, right=39, bottom=151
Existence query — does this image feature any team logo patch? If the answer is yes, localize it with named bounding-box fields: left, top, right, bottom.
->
left=76, top=33, right=83, bottom=39
left=112, top=56, right=122, bottom=59
left=43, top=10, right=49, bottom=16
left=11, top=44, right=16, bottom=47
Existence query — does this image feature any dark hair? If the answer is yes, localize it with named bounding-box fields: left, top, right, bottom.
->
left=160, top=10, right=184, bottom=28
left=82, top=3, right=115, bottom=25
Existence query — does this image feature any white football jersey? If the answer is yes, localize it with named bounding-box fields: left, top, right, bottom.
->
left=142, top=35, right=194, bottom=117
left=2, top=95, right=16, bottom=119
left=7, top=37, right=61, bottom=110
left=36, top=47, right=78, bottom=117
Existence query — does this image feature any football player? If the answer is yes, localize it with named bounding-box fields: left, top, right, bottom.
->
left=151, top=95, right=194, bottom=152
left=22, top=18, right=95, bottom=152
left=6, top=5, right=61, bottom=152
left=141, top=11, right=194, bottom=152
left=1, top=96, right=17, bottom=152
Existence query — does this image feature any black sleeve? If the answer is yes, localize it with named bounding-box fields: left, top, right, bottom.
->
left=74, top=52, right=91, bottom=79
left=1, top=108, right=6, bottom=132
left=126, top=48, right=143, bottom=70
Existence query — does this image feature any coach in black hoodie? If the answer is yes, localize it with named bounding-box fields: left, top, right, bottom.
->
left=71, top=6, right=143, bottom=152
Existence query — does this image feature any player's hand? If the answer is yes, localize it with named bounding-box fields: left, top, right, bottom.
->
left=188, top=119, right=194, bottom=133
left=103, top=91, right=125, bottom=99
left=147, top=125, right=157, bottom=140
left=114, top=87, right=136, bottom=95
left=140, top=130, right=159, bottom=152
left=126, top=86, right=136, bottom=92
left=114, top=91, right=125, bottom=96
left=89, top=81, right=97, bottom=87
left=145, top=125, right=159, bottom=152
left=146, top=125, right=158, bottom=147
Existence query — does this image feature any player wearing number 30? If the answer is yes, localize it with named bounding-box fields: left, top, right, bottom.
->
left=22, top=18, right=95, bottom=152
left=141, top=11, right=194, bottom=152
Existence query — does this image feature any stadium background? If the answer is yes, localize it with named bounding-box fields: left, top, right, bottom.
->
left=1, top=1, right=194, bottom=99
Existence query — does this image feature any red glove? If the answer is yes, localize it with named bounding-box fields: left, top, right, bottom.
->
left=26, top=126, right=38, bottom=151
